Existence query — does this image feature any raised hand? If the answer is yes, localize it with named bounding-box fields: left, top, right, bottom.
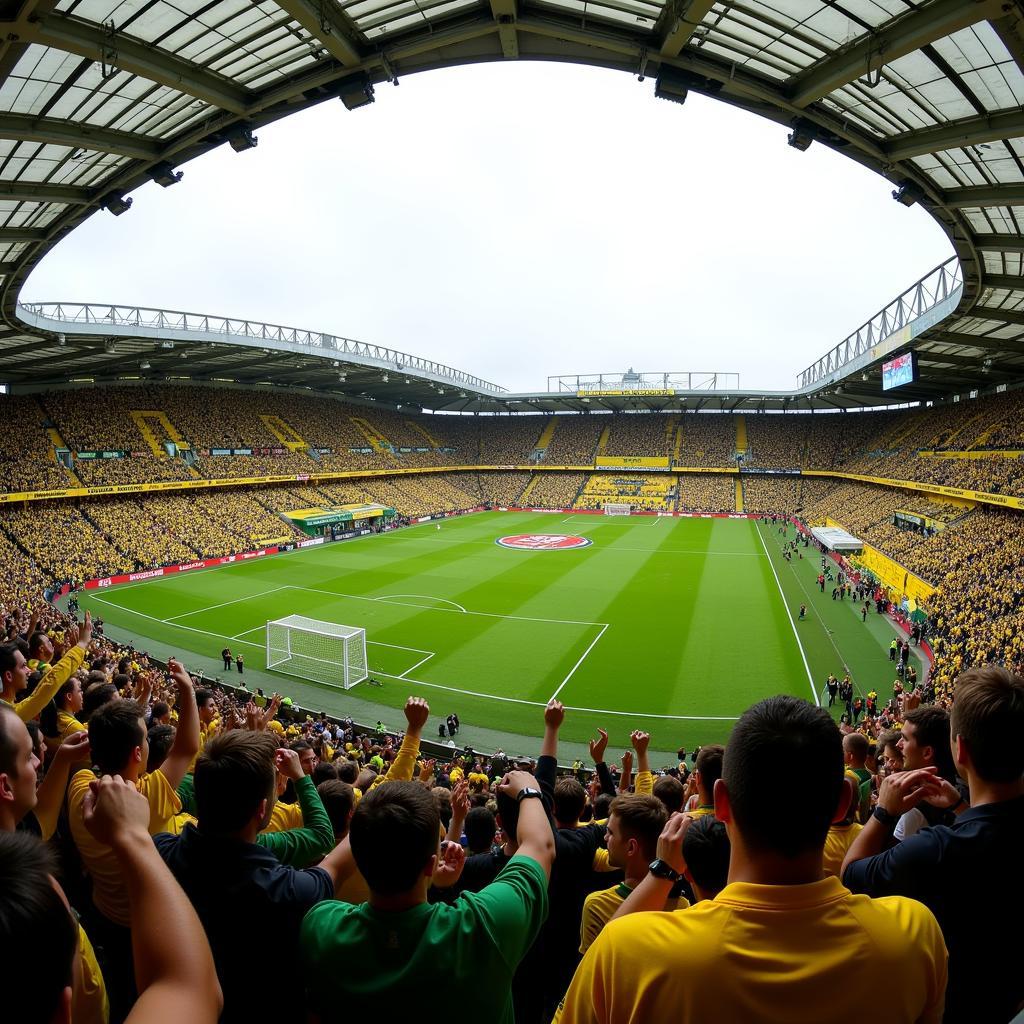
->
left=54, top=729, right=90, bottom=765
left=275, top=747, right=304, bottom=780
left=620, top=750, right=633, bottom=775
left=497, top=770, right=539, bottom=800
left=451, top=778, right=470, bottom=820
left=419, top=758, right=436, bottom=784
left=404, top=696, right=430, bottom=734
left=79, top=610, right=93, bottom=647
left=83, top=774, right=150, bottom=849
left=656, top=812, right=690, bottom=875
left=166, top=658, right=193, bottom=690
left=630, top=730, right=650, bottom=758
left=432, top=840, right=467, bottom=888
left=589, top=727, right=609, bottom=765
left=876, top=767, right=941, bottom=817
left=544, top=699, right=565, bottom=730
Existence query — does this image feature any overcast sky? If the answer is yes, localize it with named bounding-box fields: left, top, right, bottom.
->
left=26, top=62, right=954, bottom=394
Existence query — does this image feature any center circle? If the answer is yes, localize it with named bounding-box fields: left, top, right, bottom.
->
left=496, top=534, right=592, bottom=550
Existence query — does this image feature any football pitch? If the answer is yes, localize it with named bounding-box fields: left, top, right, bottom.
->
left=76, top=512, right=916, bottom=754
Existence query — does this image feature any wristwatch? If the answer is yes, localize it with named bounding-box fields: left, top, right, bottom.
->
left=872, top=805, right=900, bottom=828
left=648, top=859, right=682, bottom=883
left=516, top=787, right=543, bottom=803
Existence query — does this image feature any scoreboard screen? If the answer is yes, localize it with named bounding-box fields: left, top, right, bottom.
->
left=882, top=351, right=917, bottom=391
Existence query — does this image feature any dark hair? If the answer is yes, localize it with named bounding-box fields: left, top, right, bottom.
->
left=495, top=788, right=519, bottom=841
left=151, top=701, right=170, bottom=722
left=653, top=775, right=686, bottom=814
left=317, top=780, right=355, bottom=837
left=695, top=744, right=725, bottom=797
left=195, top=732, right=277, bottom=833
left=335, top=759, right=359, bottom=785
left=464, top=805, right=497, bottom=855
left=0, top=644, right=19, bottom=683
left=81, top=681, right=117, bottom=722
left=350, top=782, right=440, bottom=895
left=0, top=831, right=77, bottom=1023
left=432, top=786, right=452, bottom=829
left=950, top=666, right=1024, bottom=783
left=146, top=724, right=176, bottom=774
left=903, top=705, right=957, bottom=781
left=682, top=815, right=730, bottom=897
left=28, top=632, right=49, bottom=657
left=312, top=761, right=340, bottom=787
left=195, top=688, right=214, bottom=710
left=88, top=700, right=145, bottom=775
left=553, top=777, right=586, bottom=824
left=593, top=791, right=613, bottom=822
left=609, top=794, right=667, bottom=861
left=39, top=676, right=81, bottom=738
left=723, top=696, right=842, bottom=858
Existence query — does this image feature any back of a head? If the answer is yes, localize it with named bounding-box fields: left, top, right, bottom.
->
left=146, top=724, right=175, bottom=774
left=350, top=781, right=440, bottom=895
left=903, top=705, right=957, bottom=781
left=724, top=696, right=843, bottom=859
left=432, top=786, right=453, bottom=828
left=554, top=776, right=586, bottom=824
left=195, top=731, right=277, bottom=834
left=609, top=794, right=667, bottom=861
left=695, top=744, right=725, bottom=798
left=0, top=831, right=77, bottom=1024
left=464, top=805, right=497, bottom=854
left=593, top=791, right=613, bottom=822
left=653, top=775, right=686, bottom=814
left=682, top=815, right=731, bottom=897
left=317, top=780, right=355, bottom=837
left=842, top=731, right=869, bottom=765
left=81, top=681, right=117, bottom=722
left=335, top=758, right=359, bottom=785
left=951, top=666, right=1024, bottom=783
left=88, top=699, right=144, bottom=775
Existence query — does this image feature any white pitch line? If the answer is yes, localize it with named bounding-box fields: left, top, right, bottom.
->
left=755, top=524, right=819, bottom=706
left=397, top=652, right=435, bottom=678
left=165, top=585, right=290, bottom=622
left=561, top=704, right=740, bottom=721
left=374, top=594, right=467, bottom=613
left=288, top=585, right=608, bottom=628
left=548, top=623, right=609, bottom=702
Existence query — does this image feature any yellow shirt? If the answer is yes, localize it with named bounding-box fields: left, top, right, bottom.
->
left=264, top=799, right=304, bottom=834
left=580, top=882, right=689, bottom=953
left=555, top=877, right=947, bottom=1024
left=14, top=645, right=85, bottom=722
left=56, top=710, right=87, bottom=747
left=822, top=823, right=863, bottom=878
left=68, top=768, right=183, bottom=926
left=77, top=923, right=109, bottom=1024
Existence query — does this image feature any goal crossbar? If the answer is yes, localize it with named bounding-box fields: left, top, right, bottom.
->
left=603, top=502, right=631, bottom=516
left=266, top=615, right=368, bottom=690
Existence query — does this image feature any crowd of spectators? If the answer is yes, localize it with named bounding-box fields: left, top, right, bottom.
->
left=543, top=417, right=605, bottom=465
left=602, top=413, right=674, bottom=458
left=677, top=474, right=735, bottom=512
left=0, top=395, right=77, bottom=492
left=741, top=474, right=801, bottom=512
left=526, top=472, right=587, bottom=508
left=743, top=414, right=808, bottom=468
left=575, top=474, right=676, bottom=511
left=2, top=577, right=1019, bottom=1023
left=676, top=414, right=736, bottom=468
left=474, top=471, right=532, bottom=505
left=72, top=455, right=194, bottom=487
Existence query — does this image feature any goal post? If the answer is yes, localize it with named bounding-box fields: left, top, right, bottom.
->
left=603, top=502, right=631, bottom=516
left=266, top=615, right=368, bottom=690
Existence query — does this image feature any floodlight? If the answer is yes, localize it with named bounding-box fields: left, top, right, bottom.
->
left=228, top=126, right=258, bottom=152
left=56, top=333, right=66, bottom=347
left=101, top=192, right=132, bottom=216
left=337, top=73, right=375, bottom=111
left=787, top=119, right=815, bottom=151
left=150, top=162, right=183, bottom=187
left=892, top=181, right=925, bottom=207
left=140, top=359, right=151, bottom=370
left=104, top=338, right=117, bottom=353
left=159, top=340, right=174, bottom=350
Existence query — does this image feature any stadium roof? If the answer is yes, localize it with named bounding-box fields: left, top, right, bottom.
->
left=0, top=0, right=1023, bottom=412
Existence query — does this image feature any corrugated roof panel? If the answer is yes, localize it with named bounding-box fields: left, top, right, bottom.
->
left=931, top=23, right=1024, bottom=112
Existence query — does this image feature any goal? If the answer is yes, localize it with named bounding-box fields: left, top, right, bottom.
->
left=603, top=502, right=631, bottom=516
left=265, top=615, right=368, bottom=690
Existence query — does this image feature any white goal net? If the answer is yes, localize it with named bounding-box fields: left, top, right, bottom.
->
left=603, top=503, right=631, bottom=516
left=266, top=615, right=368, bottom=690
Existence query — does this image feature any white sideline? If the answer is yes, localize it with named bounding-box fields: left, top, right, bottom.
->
left=548, top=623, right=609, bottom=702
left=165, top=585, right=291, bottom=622
left=755, top=525, right=819, bottom=706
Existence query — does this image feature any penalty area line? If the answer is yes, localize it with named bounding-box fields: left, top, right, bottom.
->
left=548, top=623, right=609, bottom=703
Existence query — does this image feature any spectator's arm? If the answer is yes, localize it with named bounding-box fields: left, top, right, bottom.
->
left=314, top=835, right=358, bottom=895
left=83, top=775, right=222, bottom=1024
left=14, top=614, right=92, bottom=722
left=257, top=775, right=334, bottom=867
left=158, top=660, right=200, bottom=790
left=446, top=779, right=470, bottom=844
left=371, top=697, right=428, bottom=788
left=33, top=731, right=91, bottom=840
left=499, top=772, right=555, bottom=879
left=541, top=699, right=563, bottom=760
left=618, top=750, right=632, bottom=795
left=594, top=760, right=616, bottom=797
left=631, top=731, right=654, bottom=795
left=612, top=813, right=689, bottom=921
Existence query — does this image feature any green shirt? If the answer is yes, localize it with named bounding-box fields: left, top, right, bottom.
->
left=300, top=855, right=548, bottom=1021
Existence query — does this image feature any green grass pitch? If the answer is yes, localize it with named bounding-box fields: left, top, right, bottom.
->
left=76, top=512, right=916, bottom=755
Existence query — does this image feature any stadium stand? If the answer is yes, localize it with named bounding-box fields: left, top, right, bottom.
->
left=602, top=413, right=675, bottom=458
left=574, top=473, right=676, bottom=510
left=676, top=415, right=736, bottom=469
left=542, top=417, right=605, bottom=465
left=677, top=474, right=735, bottom=513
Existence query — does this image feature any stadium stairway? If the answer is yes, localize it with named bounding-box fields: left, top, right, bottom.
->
left=595, top=424, right=611, bottom=458
left=44, top=427, right=83, bottom=485
left=349, top=416, right=398, bottom=459
left=530, top=417, right=558, bottom=461
left=735, top=478, right=744, bottom=512
left=408, top=419, right=442, bottom=448
left=672, top=423, right=684, bottom=465
left=259, top=414, right=307, bottom=450
left=663, top=415, right=679, bottom=455
left=517, top=474, right=541, bottom=504
left=930, top=410, right=989, bottom=451
left=735, top=415, right=749, bottom=460
left=130, top=410, right=188, bottom=458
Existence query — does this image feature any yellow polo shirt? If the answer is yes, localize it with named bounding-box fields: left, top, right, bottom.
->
left=264, top=799, right=304, bottom=834
left=67, top=768, right=183, bottom=926
left=555, top=876, right=946, bottom=1024
left=822, top=823, right=863, bottom=878
left=580, top=882, right=689, bottom=953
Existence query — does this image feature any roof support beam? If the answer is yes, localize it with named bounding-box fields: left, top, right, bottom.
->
left=982, top=274, right=1024, bottom=291
left=931, top=331, right=1024, bottom=352
left=969, top=306, right=1024, bottom=326
left=491, top=0, right=519, bottom=58
left=5, top=14, right=253, bottom=114
left=786, top=0, right=1004, bottom=109
left=0, top=113, right=162, bottom=160
left=656, top=0, right=716, bottom=58
left=942, top=184, right=1024, bottom=208
left=0, top=227, right=47, bottom=242
left=884, top=108, right=1024, bottom=162
left=269, top=0, right=362, bottom=66
left=974, top=234, right=1024, bottom=253
left=0, top=182, right=93, bottom=204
